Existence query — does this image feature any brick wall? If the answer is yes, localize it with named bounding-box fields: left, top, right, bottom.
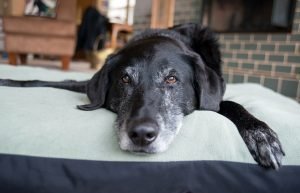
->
left=221, top=0, right=300, bottom=101
left=132, top=0, right=151, bottom=32
left=173, top=0, right=202, bottom=25
left=133, top=0, right=300, bottom=101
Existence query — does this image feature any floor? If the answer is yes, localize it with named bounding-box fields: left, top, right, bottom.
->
left=0, top=57, right=99, bottom=74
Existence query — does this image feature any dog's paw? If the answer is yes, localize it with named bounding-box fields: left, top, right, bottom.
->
left=241, top=124, right=285, bottom=170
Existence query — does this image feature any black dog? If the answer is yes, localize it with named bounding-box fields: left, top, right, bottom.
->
left=0, top=24, right=284, bottom=169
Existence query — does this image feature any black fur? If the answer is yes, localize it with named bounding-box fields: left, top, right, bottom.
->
left=0, top=24, right=284, bottom=169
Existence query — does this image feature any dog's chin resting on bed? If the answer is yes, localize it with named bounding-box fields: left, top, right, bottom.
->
left=0, top=23, right=285, bottom=169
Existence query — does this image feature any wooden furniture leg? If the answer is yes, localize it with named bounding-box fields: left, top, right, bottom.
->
left=111, top=24, right=118, bottom=49
left=61, top=55, right=71, bottom=70
left=109, top=23, right=133, bottom=49
left=8, top=53, right=17, bottom=65
left=19, top=54, right=27, bottom=64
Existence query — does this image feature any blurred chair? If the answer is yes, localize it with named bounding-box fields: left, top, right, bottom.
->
left=3, top=0, right=77, bottom=70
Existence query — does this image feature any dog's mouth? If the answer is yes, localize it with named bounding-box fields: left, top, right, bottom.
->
left=117, top=113, right=184, bottom=154
left=118, top=136, right=163, bottom=154
left=118, top=129, right=179, bottom=154
left=130, top=149, right=157, bottom=154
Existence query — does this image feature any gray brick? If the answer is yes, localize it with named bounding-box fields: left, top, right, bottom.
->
left=218, top=35, right=225, bottom=40
left=232, top=74, right=244, bottom=83
left=278, top=45, right=296, bottom=52
left=191, top=0, right=201, bottom=6
left=244, top=43, right=257, bottom=50
left=271, top=35, right=287, bottom=41
left=281, top=80, right=298, bottom=98
left=253, top=34, right=268, bottom=41
left=222, top=52, right=233, bottom=59
left=290, top=34, right=300, bottom=41
left=220, top=43, right=226, bottom=49
left=261, top=44, right=275, bottom=51
left=229, top=43, right=241, bottom=49
left=252, top=54, right=265, bottom=60
left=258, top=64, right=272, bottom=71
left=287, top=55, right=300, bottom=63
left=223, top=35, right=235, bottom=40
left=227, top=62, right=238, bottom=68
left=248, top=76, right=260, bottom=83
left=275, top=65, right=292, bottom=73
left=296, top=67, right=300, bottom=74
left=264, top=78, right=278, bottom=91
left=238, top=34, right=251, bottom=41
left=292, top=23, right=300, bottom=32
left=269, top=55, right=284, bottom=62
left=295, top=12, right=300, bottom=20
left=236, top=53, right=248, bottom=59
left=242, top=62, right=254, bottom=69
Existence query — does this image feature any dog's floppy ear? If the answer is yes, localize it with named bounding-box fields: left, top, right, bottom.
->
left=77, top=57, right=115, bottom=111
left=171, top=23, right=225, bottom=111
left=192, top=58, right=225, bottom=111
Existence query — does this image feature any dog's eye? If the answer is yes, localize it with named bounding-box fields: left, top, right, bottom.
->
left=121, top=75, right=131, bottom=84
left=165, top=76, right=177, bottom=84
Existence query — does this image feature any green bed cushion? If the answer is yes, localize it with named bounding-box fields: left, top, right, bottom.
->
left=0, top=65, right=299, bottom=165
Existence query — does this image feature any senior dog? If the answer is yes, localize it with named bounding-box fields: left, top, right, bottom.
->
left=0, top=24, right=284, bottom=169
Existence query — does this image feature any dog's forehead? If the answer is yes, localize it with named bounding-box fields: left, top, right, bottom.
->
left=120, top=37, right=183, bottom=59
left=119, top=38, right=187, bottom=69
left=108, top=36, right=194, bottom=82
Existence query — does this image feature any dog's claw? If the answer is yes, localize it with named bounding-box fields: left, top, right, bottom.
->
left=241, top=126, right=285, bottom=170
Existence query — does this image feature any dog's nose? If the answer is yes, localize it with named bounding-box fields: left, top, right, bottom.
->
left=128, top=125, right=158, bottom=146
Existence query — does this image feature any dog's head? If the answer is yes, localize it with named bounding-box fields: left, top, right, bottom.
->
left=78, top=24, right=225, bottom=153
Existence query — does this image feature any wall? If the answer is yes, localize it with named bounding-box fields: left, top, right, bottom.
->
left=134, top=0, right=202, bottom=32
left=220, top=1, right=300, bottom=101
left=173, top=0, right=202, bottom=25
left=133, top=0, right=300, bottom=101
left=5, top=0, right=25, bottom=16
left=133, top=0, right=152, bottom=32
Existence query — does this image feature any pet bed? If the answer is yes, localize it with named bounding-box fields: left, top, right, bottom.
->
left=0, top=65, right=299, bottom=193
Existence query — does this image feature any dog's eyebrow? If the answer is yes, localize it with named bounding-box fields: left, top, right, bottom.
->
left=164, top=68, right=177, bottom=75
left=157, top=66, right=178, bottom=77
left=124, top=66, right=140, bottom=80
left=124, top=66, right=135, bottom=74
